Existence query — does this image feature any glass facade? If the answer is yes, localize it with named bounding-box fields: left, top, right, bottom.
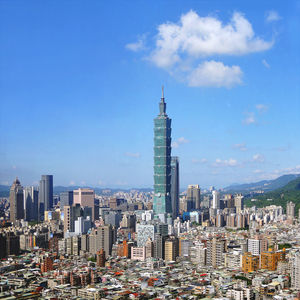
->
left=171, top=156, right=179, bottom=219
left=153, top=93, right=172, bottom=215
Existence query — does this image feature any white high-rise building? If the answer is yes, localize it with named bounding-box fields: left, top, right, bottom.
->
left=136, top=224, right=155, bottom=247
left=286, top=201, right=295, bottom=218
left=291, top=252, right=300, bottom=289
left=212, top=190, right=220, bottom=209
left=247, top=239, right=261, bottom=256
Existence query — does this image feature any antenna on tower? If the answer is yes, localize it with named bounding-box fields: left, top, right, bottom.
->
left=161, top=85, right=164, bottom=99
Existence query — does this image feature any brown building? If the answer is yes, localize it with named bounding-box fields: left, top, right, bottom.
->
left=242, top=252, right=260, bottom=273
left=260, top=249, right=285, bottom=271
left=97, top=249, right=106, bottom=267
left=41, top=256, right=53, bottom=273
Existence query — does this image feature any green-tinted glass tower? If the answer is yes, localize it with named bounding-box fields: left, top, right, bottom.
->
left=153, top=87, right=172, bottom=216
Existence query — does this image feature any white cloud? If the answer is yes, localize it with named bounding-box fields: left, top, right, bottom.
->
left=126, top=35, right=146, bottom=52
left=188, top=60, right=243, bottom=88
left=233, top=143, right=247, bottom=151
left=151, top=11, right=273, bottom=68
left=262, top=59, right=270, bottom=68
left=172, top=137, right=189, bottom=148
left=125, top=152, right=140, bottom=158
left=256, top=104, right=269, bottom=113
left=192, top=158, right=207, bottom=164
left=253, top=169, right=263, bottom=174
left=262, top=165, right=300, bottom=180
left=243, top=112, right=256, bottom=125
left=253, top=154, right=265, bottom=163
left=214, top=158, right=238, bottom=167
left=69, top=180, right=75, bottom=186
left=266, top=10, right=281, bottom=23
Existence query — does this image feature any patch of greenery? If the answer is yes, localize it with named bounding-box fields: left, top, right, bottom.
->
left=87, top=257, right=96, bottom=262
left=244, top=177, right=300, bottom=213
left=234, top=275, right=252, bottom=286
left=278, top=243, right=292, bottom=250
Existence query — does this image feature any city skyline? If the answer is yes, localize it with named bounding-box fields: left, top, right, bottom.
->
left=1, top=0, right=300, bottom=188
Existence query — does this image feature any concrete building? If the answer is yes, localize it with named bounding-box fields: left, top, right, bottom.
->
left=104, top=211, right=122, bottom=228
left=206, top=238, right=225, bottom=267
left=9, top=177, right=24, bottom=223
left=164, top=236, right=179, bottom=262
left=64, top=205, right=81, bottom=233
left=153, top=233, right=166, bottom=260
left=131, top=247, right=146, bottom=261
left=187, top=184, right=201, bottom=210
left=242, top=252, right=259, bottom=273
left=286, top=201, right=295, bottom=219
left=190, top=243, right=206, bottom=265
left=89, top=225, right=115, bottom=258
left=97, top=249, right=106, bottom=267
left=234, top=194, right=244, bottom=214
left=260, top=249, right=285, bottom=271
left=291, top=252, right=300, bottom=289
left=75, top=216, right=92, bottom=234
left=73, top=188, right=97, bottom=221
left=136, top=223, right=155, bottom=247
left=60, top=191, right=73, bottom=210
left=179, top=239, right=191, bottom=257
left=247, top=238, right=261, bottom=256
left=212, top=190, right=220, bottom=209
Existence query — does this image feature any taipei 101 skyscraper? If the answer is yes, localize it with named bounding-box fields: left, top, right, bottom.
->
left=153, top=87, right=172, bottom=220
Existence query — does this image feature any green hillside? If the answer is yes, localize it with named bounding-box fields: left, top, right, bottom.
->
left=245, top=177, right=300, bottom=213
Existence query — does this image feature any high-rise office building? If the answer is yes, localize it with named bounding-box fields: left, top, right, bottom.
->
left=286, top=201, right=295, bottom=218
left=234, top=194, right=244, bottom=214
left=89, top=225, right=116, bottom=258
left=187, top=184, right=201, bottom=210
left=39, top=175, right=53, bottom=220
left=153, top=233, right=166, bottom=260
left=153, top=87, right=172, bottom=219
left=170, top=156, right=179, bottom=219
left=64, top=204, right=81, bottom=233
left=60, top=191, right=73, bottom=210
left=164, top=236, right=179, bottom=262
left=212, top=190, right=220, bottom=209
left=73, top=188, right=96, bottom=220
left=24, top=186, right=38, bottom=221
left=9, top=178, right=24, bottom=223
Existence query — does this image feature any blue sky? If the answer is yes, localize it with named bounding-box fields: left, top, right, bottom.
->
left=0, top=0, right=299, bottom=189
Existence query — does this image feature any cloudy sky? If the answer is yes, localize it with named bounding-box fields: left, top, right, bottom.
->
left=1, top=0, right=300, bottom=188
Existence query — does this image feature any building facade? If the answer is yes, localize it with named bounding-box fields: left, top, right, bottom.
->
left=24, top=186, right=38, bottom=221
left=187, top=184, right=201, bottom=210
left=153, top=88, right=172, bottom=218
left=39, top=175, right=53, bottom=220
left=170, top=156, right=179, bottom=219
left=60, top=191, right=73, bottom=210
left=73, top=188, right=96, bottom=220
left=9, top=177, right=24, bottom=223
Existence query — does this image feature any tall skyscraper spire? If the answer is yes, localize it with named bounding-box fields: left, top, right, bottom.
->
left=154, top=87, right=172, bottom=221
left=159, top=85, right=166, bottom=115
